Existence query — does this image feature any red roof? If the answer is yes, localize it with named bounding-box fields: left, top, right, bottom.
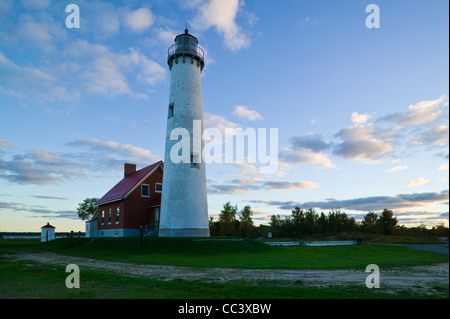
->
left=41, top=222, right=55, bottom=228
left=95, top=161, right=162, bottom=206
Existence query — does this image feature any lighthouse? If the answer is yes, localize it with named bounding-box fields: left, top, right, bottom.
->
left=159, top=29, right=210, bottom=237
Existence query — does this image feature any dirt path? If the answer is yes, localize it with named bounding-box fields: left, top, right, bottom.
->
left=4, top=251, right=448, bottom=294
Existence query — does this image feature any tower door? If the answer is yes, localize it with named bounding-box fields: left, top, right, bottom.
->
left=154, top=208, right=159, bottom=225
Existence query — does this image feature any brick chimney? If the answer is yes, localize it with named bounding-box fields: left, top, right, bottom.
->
left=124, top=163, right=136, bottom=178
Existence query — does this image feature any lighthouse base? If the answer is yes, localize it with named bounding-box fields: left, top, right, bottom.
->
left=158, top=227, right=210, bottom=238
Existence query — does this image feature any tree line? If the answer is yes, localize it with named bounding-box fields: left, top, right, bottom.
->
left=77, top=198, right=448, bottom=239
left=209, top=202, right=449, bottom=239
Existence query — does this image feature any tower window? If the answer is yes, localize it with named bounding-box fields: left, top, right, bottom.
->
left=168, top=103, right=174, bottom=118
left=141, top=184, right=150, bottom=197
left=191, top=153, right=200, bottom=169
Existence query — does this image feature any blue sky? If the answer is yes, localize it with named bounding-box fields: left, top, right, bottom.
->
left=0, top=0, right=448, bottom=232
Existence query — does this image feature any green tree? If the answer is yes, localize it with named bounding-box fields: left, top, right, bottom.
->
left=362, top=212, right=378, bottom=233
left=327, top=209, right=350, bottom=233
left=291, top=207, right=305, bottom=236
left=218, top=202, right=238, bottom=236
left=209, top=216, right=220, bottom=236
left=239, top=205, right=254, bottom=238
left=317, top=212, right=328, bottom=234
left=376, top=208, right=398, bottom=234
left=304, top=208, right=318, bottom=235
left=269, top=214, right=282, bottom=237
left=269, top=214, right=281, bottom=228
left=431, top=223, right=449, bottom=237
left=76, top=198, right=99, bottom=220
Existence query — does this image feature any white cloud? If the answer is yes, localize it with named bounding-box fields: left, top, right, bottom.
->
left=65, top=40, right=166, bottom=98
left=407, top=178, right=431, bottom=187
left=264, top=180, right=319, bottom=191
left=207, top=183, right=248, bottom=195
left=279, top=133, right=335, bottom=170
left=380, top=95, right=447, bottom=128
left=232, top=176, right=263, bottom=185
left=400, top=96, right=446, bottom=126
left=157, top=29, right=177, bottom=44
left=385, top=165, right=407, bottom=172
left=282, top=95, right=447, bottom=168
left=208, top=177, right=319, bottom=195
left=0, top=137, right=163, bottom=186
left=81, top=0, right=120, bottom=37
left=334, top=123, right=393, bottom=163
left=438, top=163, right=449, bottom=171
left=21, top=0, right=50, bottom=10
left=351, top=112, right=371, bottom=125
left=67, top=139, right=160, bottom=162
left=204, top=112, right=239, bottom=133
left=31, top=149, right=61, bottom=163
left=192, top=0, right=250, bottom=52
left=233, top=105, right=263, bottom=121
left=123, top=8, right=154, bottom=32
left=280, top=148, right=335, bottom=169
left=0, top=51, right=80, bottom=102
left=253, top=190, right=449, bottom=213
left=124, top=48, right=166, bottom=86
left=410, top=125, right=449, bottom=146
left=0, top=139, right=13, bottom=148
left=84, top=55, right=132, bottom=96
left=0, top=154, right=84, bottom=185
left=12, top=14, right=66, bottom=53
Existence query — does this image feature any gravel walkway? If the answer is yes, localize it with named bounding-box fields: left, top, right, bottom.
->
left=4, top=252, right=448, bottom=295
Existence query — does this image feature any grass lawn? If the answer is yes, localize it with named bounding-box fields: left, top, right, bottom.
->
left=1, top=237, right=446, bottom=270
left=0, top=257, right=446, bottom=299
left=0, top=238, right=448, bottom=299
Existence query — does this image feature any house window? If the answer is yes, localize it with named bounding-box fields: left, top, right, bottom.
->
left=168, top=103, right=174, bottom=118
left=191, top=153, right=200, bottom=169
left=141, top=184, right=150, bottom=197
left=116, top=207, right=119, bottom=224
left=101, top=210, right=105, bottom=225
left=108, top=208, right=111, bottom=224
left=155, top=183, right=162, bottom=193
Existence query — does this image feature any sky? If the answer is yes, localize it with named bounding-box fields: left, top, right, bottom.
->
left=0, top=0, right=448, bottom=232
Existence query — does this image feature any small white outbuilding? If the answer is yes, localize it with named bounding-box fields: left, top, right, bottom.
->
left=41, top=222, right=55, bottom=242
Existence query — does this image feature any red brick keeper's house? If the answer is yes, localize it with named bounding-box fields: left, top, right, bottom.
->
left=86, top=161, right=163, bottom=237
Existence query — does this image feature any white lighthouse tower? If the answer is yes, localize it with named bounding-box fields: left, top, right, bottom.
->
left=159, top=29, right=210, bottom=237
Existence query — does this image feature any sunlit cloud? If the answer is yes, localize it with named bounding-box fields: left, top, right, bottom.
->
left=385, top=165, right=407, bottom=172
left=123, top=7, right=154, bottom=32
left=191, top=0, right=250, bottom=52
left=407, top=177, right=431, bottom=187
left=233, top=105, right=263, bottom=121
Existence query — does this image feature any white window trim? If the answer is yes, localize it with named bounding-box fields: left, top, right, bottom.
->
left=155, top=183, right=162, bottom=193
left=141, top=184, right=150, bottom=198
